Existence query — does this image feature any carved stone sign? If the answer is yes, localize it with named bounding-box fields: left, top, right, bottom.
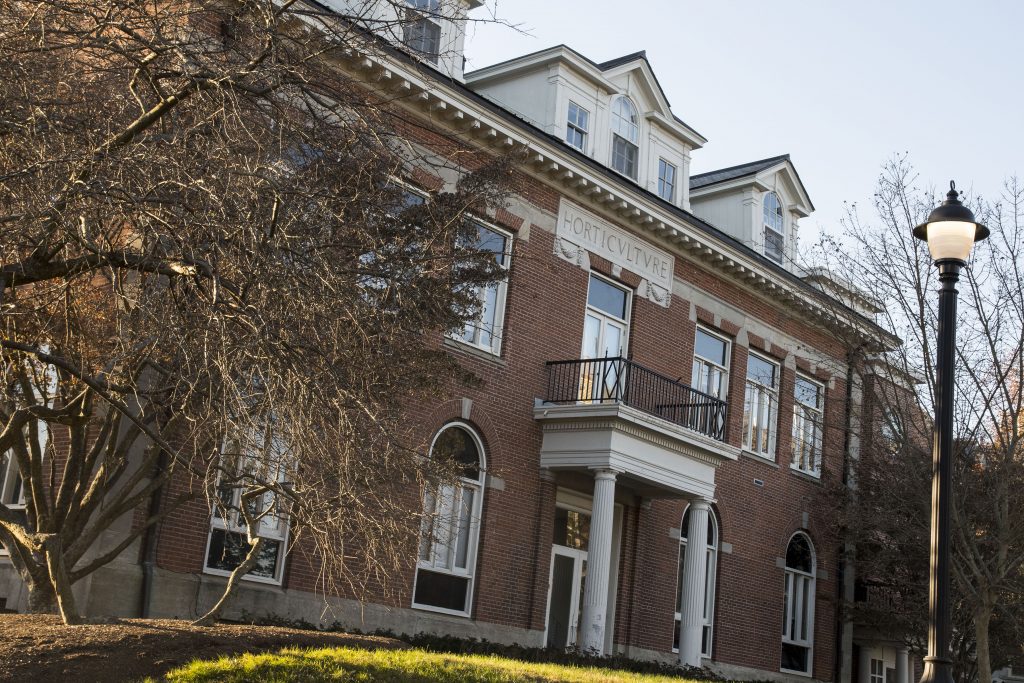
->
left=555, top=199, right=674, bottom=307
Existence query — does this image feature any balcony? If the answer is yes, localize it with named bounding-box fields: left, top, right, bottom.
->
left=534, top=357, right=739, bottom=498
left=544, top=357, right=727, bottom=442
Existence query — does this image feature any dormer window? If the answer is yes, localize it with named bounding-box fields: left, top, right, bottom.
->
left=403, top=0, right=442, bottom=64
left=763, top=191, right=785, bottom=264
left=610, top=97, right=639, bottom=180
left=566, top=101, right=589, bottom=152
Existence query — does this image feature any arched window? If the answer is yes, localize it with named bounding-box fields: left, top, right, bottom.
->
left=763, top=191, right=785, bottom=264
left=610, top=97, right=640, bottom=180
left=781, top=532, right=816, bottom=674
left=413, top=423, right=485, bottom=616
left=673, top=507, right=718, bottom=658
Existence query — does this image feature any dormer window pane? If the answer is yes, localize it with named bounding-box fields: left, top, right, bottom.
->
left=658, top=159, right=676, bottom=202
left=566, top=101, right=589, bottom=152
left=763, top=191, right=785, bottom=264
left=403, top=0, right=441, bottom=64
left=610, top=97, right=639, bottom=180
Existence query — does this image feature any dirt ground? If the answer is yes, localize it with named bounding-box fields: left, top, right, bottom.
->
left=0, top=614, right=407, bottom=682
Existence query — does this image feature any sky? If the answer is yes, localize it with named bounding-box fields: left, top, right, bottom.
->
left=461, top=0, right=1024, bottom=247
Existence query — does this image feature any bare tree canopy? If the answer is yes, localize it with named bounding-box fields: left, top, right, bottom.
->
left=817, top=157, right=1024, bottom=682
left=0, top=0, right=512, bottom=624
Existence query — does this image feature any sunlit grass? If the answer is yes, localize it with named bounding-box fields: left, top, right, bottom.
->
left=155, top=646, right=699, bottom=682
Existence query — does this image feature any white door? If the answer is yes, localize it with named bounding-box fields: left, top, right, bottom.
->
left=545, top=545, right=587, bottom=649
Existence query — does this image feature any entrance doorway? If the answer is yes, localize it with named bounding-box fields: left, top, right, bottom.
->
left=546, top=546, right=586, bottom=648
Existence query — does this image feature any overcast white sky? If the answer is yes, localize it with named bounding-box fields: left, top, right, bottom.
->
left=462, top=0, right=1024, bottom=247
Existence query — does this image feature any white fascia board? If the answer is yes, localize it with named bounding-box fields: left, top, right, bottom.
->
left=466, top=47, right=619, bottom=94
left=755, top=162, right=813, bottom=217
left=645, top=111, right=706, bottom=149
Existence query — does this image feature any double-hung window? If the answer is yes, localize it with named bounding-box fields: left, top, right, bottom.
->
left=610, top=97, right=640, bottom=180
left=870, top=659, right=885, bottom=683
left=204, top=433, right=290, bottom=584
left=414, top=423, right=485, bottom=616
left=743, top=352, right=779, bottom=459
left=458, top=222, right=512, bottom=355
left=566, top=101, right=589, bottom=152
left=402, top=0, right=442, bottom=64
left=691, top=327, right=729, bottom=436
left=781, top=533, right=816, bottom=675
left=792, top=376, right=824, bottom=476
left=764, top=191, right=785, bottom=264
left=658, top=159, right=677, bottom=202
left=673, top=508, right=718, bottom=658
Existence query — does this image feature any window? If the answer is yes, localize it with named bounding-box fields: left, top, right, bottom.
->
left=658, top=159, right=676, bottom=202
left=692, top=328, right=730, bottom=400
left=458, top=222, right=512, bottom=355
left=781, top=533, right=816, bottom=675
left=566, top=101, right=589, bottom=152
left=870, top=659, right=885, bottom=683
left=673, top=508, right=718, bottom=658
left=204, top=433, right=290, bottom=584
left=792, top=376, right=824, bottom=476
left=743, top=353, right=780, bottom=459
left=610, top=97, right=640, bottom=180
left=402, top=0, right=442, bottom=64
left=0, top=451, right=25, bottom=510
left=414, top=424, right=485, bottom=616
left=580, top=274, right=630, bottom=401
left=763, top=191, right=785, bottom=264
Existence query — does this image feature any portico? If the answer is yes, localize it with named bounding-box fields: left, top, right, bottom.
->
left=534, top=368, right=739, bottom=664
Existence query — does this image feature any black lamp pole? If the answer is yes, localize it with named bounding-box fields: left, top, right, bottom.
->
left=913, top=182, right=988, bottom=683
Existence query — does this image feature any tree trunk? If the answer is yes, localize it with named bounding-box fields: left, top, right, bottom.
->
left=25, top=579, right=57, bottom=615
left=42, top=535, right=83, bottom=625
left=975, top=601, right=992, bottom=683
left=191, top=536, right=265, bottom=627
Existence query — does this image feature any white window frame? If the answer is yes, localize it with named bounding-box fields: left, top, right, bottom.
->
left=791, top=375, right=824, bottom=477
left=455, top=220, right=513, bottom=357
left=402, top=0, right=442, bottom=64
left=763, top=191, right=786, bottom=264
left=610, top=96, right=640, bottom=180
left=743, top=351, right=780, bottom=460
left=870, top=658, right=885, bottom=683
left=673, top=507, right=718, bottom=659
left=203, top=436, right=291, bottom=586
left=658, top=158, right=677, bottom=203
left=412, top=422, right=486, bottom=617
left=692, top=326, right=730, bottom=401
left=781, top=532, right=816, bottom=676
left=566, top=101, right=589, bottom=152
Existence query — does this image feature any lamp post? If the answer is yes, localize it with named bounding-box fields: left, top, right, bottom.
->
left=912, top=181, right=988, bottom=683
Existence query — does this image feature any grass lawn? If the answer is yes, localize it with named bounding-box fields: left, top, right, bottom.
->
left=155, top=646, right=702, bottom=682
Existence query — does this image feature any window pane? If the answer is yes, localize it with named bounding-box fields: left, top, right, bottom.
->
left=474, top=225, right=507, bottom=266
left=786, top=534, right=814, bottom=573
left=552, top=507, right=590, bottom=549
left=206, top=529, right=281, bottom=580
left=454, top=488, right=474, bottom=569
left=414, top=569, right=469, bottom=612
left=588, top=276, right=628, bottom=319
left=746, top=354, right=777, bottom=387
left=765, top=227, right=785, bottom=263
left=795, top=377, right=822, bottom=408
left=781, top=643, right=809, bottom=673
left=431, top=427, right=480, bottom=479
left=695, top=329, right=728, bottom=366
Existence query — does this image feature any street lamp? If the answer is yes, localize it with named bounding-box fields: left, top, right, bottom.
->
left=912, top=181, right=988, bottom=683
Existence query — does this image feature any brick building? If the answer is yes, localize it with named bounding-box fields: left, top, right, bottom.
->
left=0, top=2, right=902, bottom=682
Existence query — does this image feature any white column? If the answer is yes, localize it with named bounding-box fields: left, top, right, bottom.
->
left=579, top=468, right=617, bottom=654
left=896, top=647, right=910, bottom=683
left=858, top=645, right=873, bottom=683
left=678, top=498, right=711, bottom=667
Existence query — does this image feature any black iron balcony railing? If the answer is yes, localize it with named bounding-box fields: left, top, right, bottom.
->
left=544, top=356, right=728, bottom=442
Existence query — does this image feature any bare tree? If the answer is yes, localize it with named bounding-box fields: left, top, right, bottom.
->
left=816, top=157, right=1024, bottom=682
left=0, top=0, right=513, bottom=625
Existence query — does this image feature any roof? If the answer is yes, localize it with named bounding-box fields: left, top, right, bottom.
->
left=689, top=154, right=791, bottom=190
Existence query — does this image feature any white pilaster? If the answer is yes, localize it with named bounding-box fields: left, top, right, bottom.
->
left=897, top=647, right=910, bottom=683
left=679, top=498, right=711, bottom=667
left=579, top=468, right=617, bottom=654
left=858, top=645, right=873, bottom=683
